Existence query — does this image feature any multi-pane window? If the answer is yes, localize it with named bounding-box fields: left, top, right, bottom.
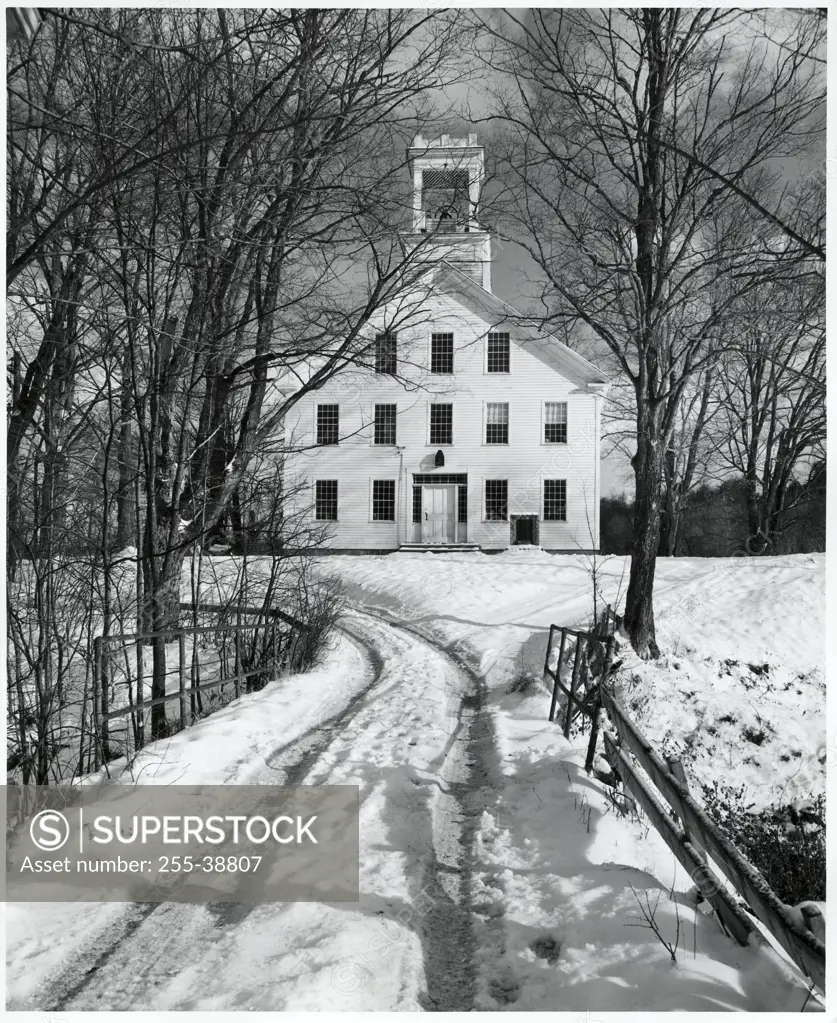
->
left=485, top=402, right=509, bottom=444
left=372, top=480, right=396, bottom=521
left=457, top=485, right=467, bottom=524
left=315, top=480, right=338, bottom=520
left=412, top=486, right=422, bottom=524
left=487, top=332, right=510, bottom=373
left=316, top=404, right=339, bottom=445
left=544, top=402, right=568, bottom=444
left=374, top=404, right=396, bottom=445
left=375, top=332, right=397, bottom=375
left=431, top=333, right=454, bottom=374
left=430, top=404, right=453, bottom=445
left=544, top=479, right=567, bottom=521
left=485, top=479, right=508, bottom=521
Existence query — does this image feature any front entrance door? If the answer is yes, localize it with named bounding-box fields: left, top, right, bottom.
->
left=422, top=485, right=456, bottom=543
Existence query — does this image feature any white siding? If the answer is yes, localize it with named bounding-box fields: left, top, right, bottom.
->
left=284, top=289, right=602, bottom=551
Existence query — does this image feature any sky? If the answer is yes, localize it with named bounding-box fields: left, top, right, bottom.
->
left=412, top=14, right=636, bottom=495
left=414, top=7, right=824, bottom=499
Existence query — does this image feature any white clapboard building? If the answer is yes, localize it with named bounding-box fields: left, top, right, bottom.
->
left=283, top=134, right=608, bottom=553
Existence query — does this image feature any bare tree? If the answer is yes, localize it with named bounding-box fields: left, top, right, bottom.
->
left=8, top=8, right=474, bottom=743
left=477, top=8, right=824, bottom=656
left=709, top=281, right=825, bottom=553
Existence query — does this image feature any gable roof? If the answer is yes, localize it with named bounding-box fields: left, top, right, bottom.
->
left=432, top=260, right=608, bottom=390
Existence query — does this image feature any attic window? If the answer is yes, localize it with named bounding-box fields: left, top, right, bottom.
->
left=487, top=333, right=510, bottom=373
left=375, top=333, right=397, bottom=375
left=431, top=333, right=454, bottom=374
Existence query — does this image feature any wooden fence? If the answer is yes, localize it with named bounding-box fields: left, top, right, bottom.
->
left=543, top=620, right=825, bottom=995
left=544, top=622, right=616, bottom=772
left=90, top=603, right=308, bottom=771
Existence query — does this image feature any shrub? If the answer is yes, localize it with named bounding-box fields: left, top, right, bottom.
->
left=287, top=574, right=344, bottom=673
left=700, top=782, right=825, bottom=905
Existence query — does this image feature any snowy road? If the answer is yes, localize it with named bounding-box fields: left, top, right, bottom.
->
left=8, top=565, right=823, bottom=1013
left=14, top=610, right=504, bottom=1012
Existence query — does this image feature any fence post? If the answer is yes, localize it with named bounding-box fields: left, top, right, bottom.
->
left=584, top=636, right=615, bottom=773
left=565, top=638, right=583, bottom=738
left=234, top=607, right=242, bottom=699
left=548, top=628, right=567, bottom=724
left=584, top=691, right=602, bottom=774
left=179, top=632, right=187, bottom=731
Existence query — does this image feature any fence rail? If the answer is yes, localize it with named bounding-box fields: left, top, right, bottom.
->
left=543, top=619, right=825, bottom=995
left=90, top=602, right=308, bottom=772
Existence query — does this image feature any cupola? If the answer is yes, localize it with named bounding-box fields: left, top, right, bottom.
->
left=401, top=133, right=492, bottom=292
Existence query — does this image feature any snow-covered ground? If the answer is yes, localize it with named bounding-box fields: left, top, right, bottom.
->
left=324, top=550, right=827, bottom=811
left=5, top=551, right=825, bottom=1011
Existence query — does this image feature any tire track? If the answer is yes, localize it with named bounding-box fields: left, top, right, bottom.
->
left=34, top=609, right=506, bottom=1012
left=355, top=607, right=507, bottom=1011
left=37, top=621, right=387, bottom=1011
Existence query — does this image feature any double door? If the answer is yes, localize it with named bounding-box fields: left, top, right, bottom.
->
left=421, top=485, right=456, bottom=543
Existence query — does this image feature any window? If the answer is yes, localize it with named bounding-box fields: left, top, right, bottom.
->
left=374, top=404, right=396, bottom=445
left=431, top=332, right=454, bottom=374
left=375, top=333, right=397, bottom=375
left=485, top=479, right=508, bottom=521
left=412, top=486, right=422, bottom=524
left=544, top=479, right=567, bottom=521
left=457, top=485, right=468, bottom=524
left=485, top=402, right=509, bottom=444
left=316, top=404, right=339, bottom=445
left=487, top=332, right=510, bottom=373
left=315, top=480, right=338, bottom=521
left=544, top=402, right=568, bottom=444
left=430, top=404, right=453, bottom=445
left=372, top=480, right=396, bottom=521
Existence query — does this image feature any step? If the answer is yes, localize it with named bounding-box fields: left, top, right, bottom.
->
left=399, top=543, right=482, bottom=553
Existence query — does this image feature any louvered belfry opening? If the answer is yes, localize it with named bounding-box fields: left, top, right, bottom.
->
left=422, top=168, right=470, bottom=233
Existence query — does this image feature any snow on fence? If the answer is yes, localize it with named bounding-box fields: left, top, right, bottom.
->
left=543, top=619, right=826, bottom=996
left=90, top=603, right=308, bottom=772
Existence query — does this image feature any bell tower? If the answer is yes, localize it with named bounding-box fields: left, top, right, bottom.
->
left=402, top=133, right=492, bottom=292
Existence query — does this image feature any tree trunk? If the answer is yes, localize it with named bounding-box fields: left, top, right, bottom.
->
left=116, top=354, right=137, bottom=549
left=744, top=476, right=769, bottom=553
left=141, top=512, right=187, bottom=741
left=624, top=418, right=663, bottom=659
